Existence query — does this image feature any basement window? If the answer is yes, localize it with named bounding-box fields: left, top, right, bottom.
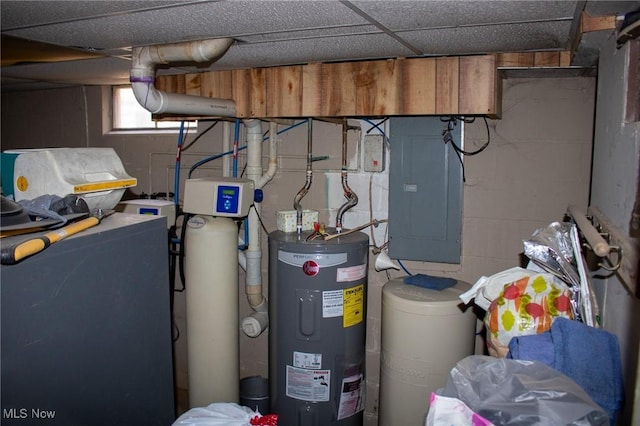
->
left=111, top=86, right=191, bottom=132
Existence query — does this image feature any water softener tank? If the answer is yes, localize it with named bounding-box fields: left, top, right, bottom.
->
left=185, top=215, right=239, bottom=407
left=269, top=229, right=369, bottom=425
left=378, top=277, right=475, bottom=425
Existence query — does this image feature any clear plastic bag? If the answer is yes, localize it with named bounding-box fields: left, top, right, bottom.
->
left=437, top=356, right=609, bottom=426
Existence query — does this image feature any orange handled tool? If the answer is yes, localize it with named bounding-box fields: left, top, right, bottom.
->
left=1, top=212, right=110, bottom=265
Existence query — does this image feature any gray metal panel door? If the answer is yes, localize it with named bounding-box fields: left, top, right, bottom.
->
left=388, top=117, right=462, bottom=263
left=1, top=215, right=175, bottom=425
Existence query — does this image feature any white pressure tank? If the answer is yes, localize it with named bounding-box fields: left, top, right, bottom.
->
left=378, top=277, right=476, bottom=426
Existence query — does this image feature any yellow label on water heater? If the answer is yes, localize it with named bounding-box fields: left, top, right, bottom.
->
left=343, top=284, right=364, bottom=328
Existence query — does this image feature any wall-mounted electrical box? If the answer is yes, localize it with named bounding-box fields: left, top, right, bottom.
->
left=183, top=177, right=254, bottom=218
left=388, top=117, right=463, bottom=263
left=364, top=134, right=386, bottom=172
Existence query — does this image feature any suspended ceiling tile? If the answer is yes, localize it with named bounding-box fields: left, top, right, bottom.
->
left=1, top=1, right=191, bottom=30
left=401, top=21, right=572, bottom=56
left=236, top=25, right=379, bottom=44
left=162, top=33, right=417, bottom=72
left=351, top=0, right=577, bottom=30
left=0, top=57, right=132, bottom=86
left=3, top=1, right=370, bottom=50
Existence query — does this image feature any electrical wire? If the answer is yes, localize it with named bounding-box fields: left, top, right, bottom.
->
left=397, top=259, right=412, bottom=276
left=365, top=118, right=388, bottom=135
left=440, top=116, right=491, bottom=183
left=176, top=214, right=192, bottom=293
left=182, top=120, right=218, bottom=152
left=250, top=204, right=271, bottom=235
left=174, top=121, right=185, bottom=209
left=441, top=116, right=491, bottom=156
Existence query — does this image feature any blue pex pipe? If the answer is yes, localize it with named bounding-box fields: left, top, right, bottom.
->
left=174, top=121, right=185, bottom=207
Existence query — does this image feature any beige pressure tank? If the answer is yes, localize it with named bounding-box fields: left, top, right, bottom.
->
left=378, top=277, right=476, bottom=426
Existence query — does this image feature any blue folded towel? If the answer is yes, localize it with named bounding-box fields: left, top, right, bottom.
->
left=403, top=273, right=456, bottom=291
left=507, top=317, right=623, bottom=424
left=508, top=332, right=555, bottom=366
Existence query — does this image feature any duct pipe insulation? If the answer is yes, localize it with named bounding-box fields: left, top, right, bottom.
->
left=241, top=120, right=278, bottom=338
left=130, top=38, right=237, bottom=116
left=293, top=118, right=313, bottom=234
left=336, top=119, right=358, bottom=233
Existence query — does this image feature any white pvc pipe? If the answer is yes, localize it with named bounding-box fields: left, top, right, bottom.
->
left=222, top=121, right=232, bottom=177
left=130, top=38, right=237, bottom=116
left=240, top=120, right=278, bottom=337
left=256, top=122, right=278, bottom=189
left=244, top=119, right=266, bottom=312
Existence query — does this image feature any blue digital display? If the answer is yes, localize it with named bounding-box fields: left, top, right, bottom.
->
left=139, top=208, right=159, bottom=215
left=216, top=185, right=239, bottom=214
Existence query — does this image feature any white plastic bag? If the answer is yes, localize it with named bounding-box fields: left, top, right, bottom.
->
left=172, top=403, right=260, bottom=426
left=426, top=393, right=494, bottom=426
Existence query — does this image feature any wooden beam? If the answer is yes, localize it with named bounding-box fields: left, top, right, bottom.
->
left=401, top=57, right=436, bottom=115
left=496, top=51, right=573, bottom=68
left=435, top=57, right=459, bottom=114
left=355, top=59, right=401, bottom=116
left=581, top=12, right=617, bottom=33
left=459, top=55, right=497, bottom=115
left=155, top=54, right=502, bottom=118
left=321, top=62, right=356, bottom=117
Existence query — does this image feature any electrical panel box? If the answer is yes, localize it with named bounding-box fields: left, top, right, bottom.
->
left=364, top=134, right=385, bottom=172
left=388, top=117, right=463, bottom=263
left=183, top=177, right=254, bottom=217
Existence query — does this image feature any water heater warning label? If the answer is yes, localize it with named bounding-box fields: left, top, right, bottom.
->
left=322, top=284, right=365, bottom=326
left=286, top=366, right=330, bottom=402
left=322, top=290, right=343, bottom=318
left=343, top=284, right=364, bottom=328
left=293, top=351, right=322, bottom=369
left=337, top=374, right=365, bottom=420
left=336, top=264, right=366, bottom=282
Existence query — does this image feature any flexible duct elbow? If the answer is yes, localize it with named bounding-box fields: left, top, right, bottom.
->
left=130, top=38, right=236, bottom=116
